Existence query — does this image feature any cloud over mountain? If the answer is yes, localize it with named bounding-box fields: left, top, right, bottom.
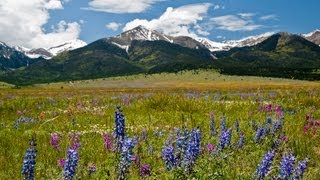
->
left=0, top=0, right=81, bottom=49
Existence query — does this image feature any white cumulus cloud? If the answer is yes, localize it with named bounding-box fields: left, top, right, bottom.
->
left=86, top=0, right=162, bottom=13
left=123, top=3, right=212, bottom=38
left=210, top=14, right=262, bottom=31
left=106, top=22, right=122, bottom=31
left=0, top=0, right=82, bottom=49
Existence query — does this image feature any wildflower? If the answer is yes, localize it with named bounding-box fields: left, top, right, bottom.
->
left=279, top=152, right=296, bottom=178
left=294, top=158, right=309, bottom=178
left=237, top=132, right=245, bottom=148
left=103, top=133, right=113, bottom=151
left=175, top=128, right=189, bottom=166
left=220, top=116, right=227, bottom=131
left=140, top=164, right=151, bottom=177
left=265, top=104, right=272, bottom=112
left=218, top=128, right=232, bottom=149
left=266, top=116, right=272, bottom=124
left=271, top=138, right=280, bottom=150
left=275, top=106, right=283, bottom=118
left=63, top=148, right=79, bottom=180
left=254, top=126, right=264, bottom=143
left=141, top=129, right=147, bottom=141
left=207, top=143, right=215, bottom=153
left=88, top=163, right=96, bottom=175
left=22, top=139, right=37, bottom=180
left=118, top=137, right=135, bottom=179
left=183, top=128, right=201, bottom=173
left=162, top=137, right=175, bottom=171
left=50, top=133, right=61, bottom=149
left=58, top=158, right=66, bottom=168
left=306, top=114, right=311, bottom=121
left=114, top=106, right=126, bottom=151
left=209, top=112, right=217, bottom=136
left=256, top=150, right=275, bottom=178
left=148, top=146, right=154, bottom=155
left=68, top=133, right=81, bottom=150
left=271, top=119, right=283, bottom=134
left=14, top=116, right=37, bottom=129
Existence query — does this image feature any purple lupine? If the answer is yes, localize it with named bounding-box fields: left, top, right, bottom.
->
left=22, top=139, right=37, bottom=180
left=141, top=129, right=147, bottom=141
left=237, top=132, right=245, bottom=148
left=58, top=158, right=66, bottom=168
left=162, top=136, right=175, bottom=171
left=114, top=106, right=126, bottom=151
left=256, top=150, right=275, bottom=178
left=266, top=116, right=272, bottom=124
left=88, top=163, right=96, bottom=175
left=103, top=133, right=113, bottom=151
left=118, top=137, right=135, bottom=179
left=207, top=143, right=215, bottom=153
left=140, top=164, right=151, bottom=177
left=183, top=128, right=201, bottom=173
left=254, top=126, right=264, bottom=143
left=218, top=128, right=232, bottom=149
left=265, top=104, right=272, bottom=112
left=210, top=112, right=217, bottom=136
left=68, top=133, right=81, bottom=150
left=279, top=152, right=296, bottom=178
left=220, top=116, right=227, bottom=131
left=50, top=133, right=61, bottom=149
left=63, top=148, right=79, bottom=180
left=271, top=119, right=283, bottom=134
left=275, top=106, right=283, bottom=118
left=175, top=128, right=189, bottom=166
left=294, top=158, right=309, bottom=178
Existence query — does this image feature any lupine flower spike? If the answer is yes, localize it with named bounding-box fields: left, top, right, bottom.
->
left=22, top=138, right=37, bottom=180
left=256, top=150, right=275, bottom=178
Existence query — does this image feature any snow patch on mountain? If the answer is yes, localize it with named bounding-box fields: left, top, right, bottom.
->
left=47, top=39, right=87, bottom=56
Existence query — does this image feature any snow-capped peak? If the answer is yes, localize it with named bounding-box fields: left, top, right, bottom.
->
left=302, top=29, right=320, bottom=37
left=47, top=39, right=87, bottom=56
left=197, top=38, right=232, bottom=51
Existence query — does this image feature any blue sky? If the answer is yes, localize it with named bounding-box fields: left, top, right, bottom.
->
left=0, top=0, right=319, bottom=48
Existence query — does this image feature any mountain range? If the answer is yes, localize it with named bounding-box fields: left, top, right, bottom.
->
left=0, top=26, right=319, bottom=85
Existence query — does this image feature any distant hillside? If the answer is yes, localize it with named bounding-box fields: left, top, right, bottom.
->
left=0, top=39, right=214, bottom=85
left=215, top=33, right=320, bottom=80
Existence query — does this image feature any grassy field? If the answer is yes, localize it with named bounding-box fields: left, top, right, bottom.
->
left=0, top=70, right=320, bottom=179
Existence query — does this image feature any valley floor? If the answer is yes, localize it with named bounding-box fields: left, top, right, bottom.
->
left=1, top=70, right=320, bottom=179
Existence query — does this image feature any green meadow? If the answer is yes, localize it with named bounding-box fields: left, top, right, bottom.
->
left=1, top=70, right=320, bottom=179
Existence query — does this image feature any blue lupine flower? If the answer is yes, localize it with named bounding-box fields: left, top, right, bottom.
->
left=237, top=132, right=245, bottom=148
left=220, top=116, right=227, bottom=131
left=114, top=107, right=125, bottom=139
left=271, top=118, right=283, bottom=134
left=63, top=148, right=79, bottom=180
left=218, top=128, right=232, bottom=149
left=183, top=128, right=201, bottom=173
left=279, top=152, right=296, bottom=178
left=22, top=141, right=37, bottom=180
left=210, top=112, right=217, bottom=136
left=271, top=138, right=281, bottom=150
left=114, top=106, right=126, bottom=151
left=266, top=116, right=272, bottom=124
left=118, top=137, right=135, bottom=179
left=254, top=126, right=264, bottom=143
left=294, top=158, right=309, bottom=178
left=162, top=144, right=175, bottom=171
left=175, top=128, right=189, bottom=166
left=256, top=150, right=275, bottom=178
